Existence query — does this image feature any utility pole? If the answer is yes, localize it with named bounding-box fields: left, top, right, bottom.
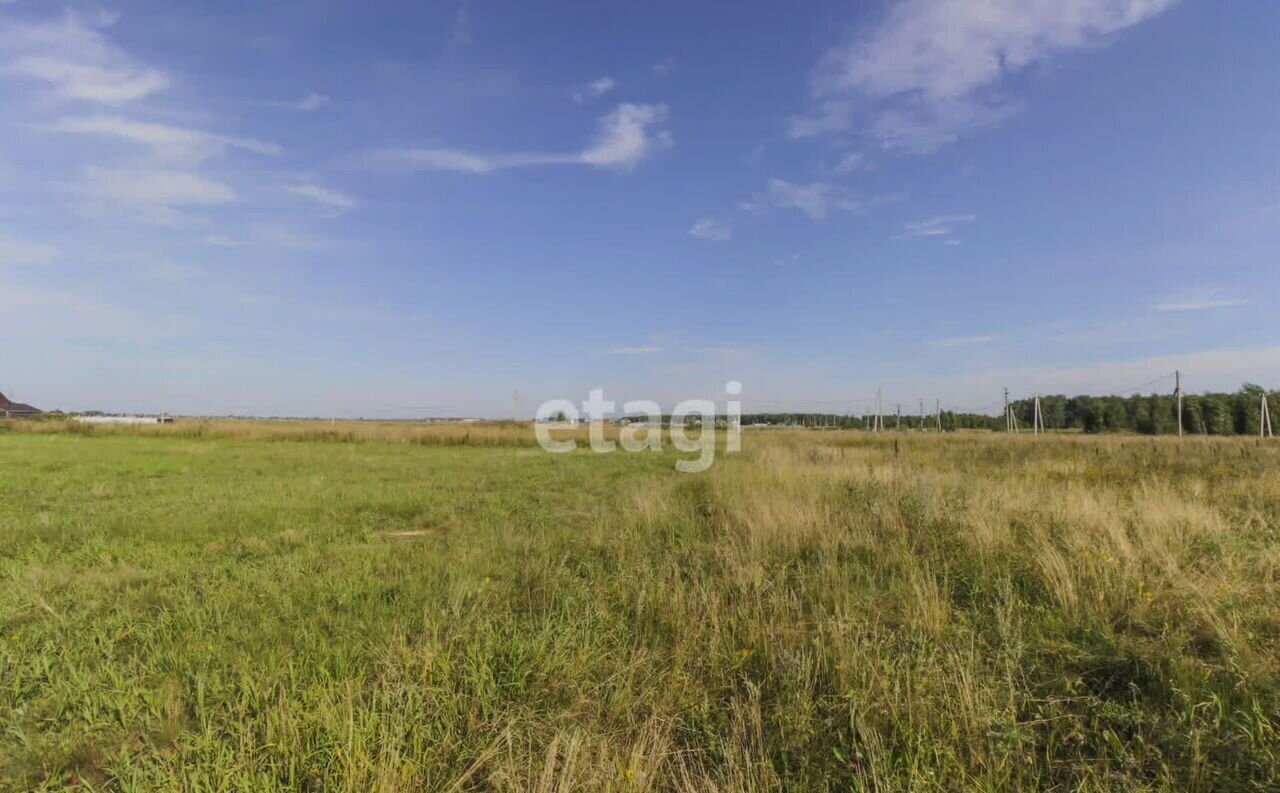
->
left=1003, top=387, right=1011, bottom=433
left=918, top=399, right=925, bottom=431
left=1261, top=393, right=1273, bottom=438
left=935, top=399, right=942, bottom=432
left=1033, top=395, right=1045, bottom=436
left=1175, top=370, right=1183, bottom=438
left=895, top=403, right=901, bottom=431
left=875, top=388, right=884, bottom=432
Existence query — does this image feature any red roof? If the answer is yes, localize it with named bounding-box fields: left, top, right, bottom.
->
left=0, top=392, right=42, bottom=415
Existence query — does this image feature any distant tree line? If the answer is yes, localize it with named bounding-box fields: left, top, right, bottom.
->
left=1008, top=384, right=1278, bottom=435
left=740, top=412, right=1013, bottom=431
left=737, top=384, right=1279, bottom=435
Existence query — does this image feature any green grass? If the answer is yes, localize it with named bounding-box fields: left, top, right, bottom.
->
left=2, top=429, right=1278, bottom=791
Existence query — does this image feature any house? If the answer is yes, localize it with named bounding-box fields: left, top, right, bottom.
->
left=0, top=392, right=42, bottom=418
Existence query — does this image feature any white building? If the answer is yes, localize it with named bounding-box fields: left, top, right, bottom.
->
left=74, top=415, right=174, bottom=425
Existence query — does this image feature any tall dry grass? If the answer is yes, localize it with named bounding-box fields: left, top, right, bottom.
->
left=1, top=426, right=1276, bottom=790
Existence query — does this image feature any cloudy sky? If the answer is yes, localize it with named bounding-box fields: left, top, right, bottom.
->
left=1, top=0, right=1278, bottom=417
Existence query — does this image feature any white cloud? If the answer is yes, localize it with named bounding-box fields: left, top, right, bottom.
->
left=652, top=57, right=676, bottom=76
left=43, top=115, right=281, bottom=161
left=287, top=183, right=357, bottom=211
left=793, top=0, right=1176, bottom=152
left=689, top=218, right=731, bottom=241
left=572, top=76, right=617, bottom=103
left=0, top=13, right=169, bottom=104
left=833, top=152, right=866, bottom=174
left=1153, top=299, right=1247, bottom=313
left=786, top=100, right=853, bottom=139
left=374, top=102, right=671, bottom=174
left=387, top=149, right=501, bottom=174
left=289, top=92, right=330, bottom=111
left=765, top=179, right=832, bottom=221
left=0, top=234, right=58, bottom=266
left=204, top=235, right=251, bottom=248
left=85, top=167, right=238, bottom=208
left=609, top=346, right=661, bottom=355
left=579, top=103, right=672, bottom=169
left=1151, top=288, right=1248, bottom=313
left=934, top=334, right=996, bottom=348
left=898, top=214, right=976, bottom=239
left=740, top=179, right=885, bottom=222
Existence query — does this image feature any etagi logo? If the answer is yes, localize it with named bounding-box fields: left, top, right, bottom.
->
left=535, top=382, right=743, bottom=473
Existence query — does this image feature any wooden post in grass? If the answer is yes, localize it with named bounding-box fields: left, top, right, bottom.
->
left=1175, top=370, right=1183, bottom=438
left=1262, top=393, right=1273, bottom=438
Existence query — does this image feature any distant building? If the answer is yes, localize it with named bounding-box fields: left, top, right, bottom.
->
left=74, top=415, right=174, bottom=425
left=0, top=392, right=42, bottom=418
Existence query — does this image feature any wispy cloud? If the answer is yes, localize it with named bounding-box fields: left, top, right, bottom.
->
left=372, top=103, right=671, bottom=174
left=0, top=234, right=58, bottom=266
left=689, top=218, right=731, bottom=241
left=651, top=56, right=676, bottom=76
left=287, top=183, right=357, bottom=211
left=203, top=235, right=252, bottom=248
left=786, top=100, right=854, bottom=139
left=0, top=12, right=169, bottom=104
left=1151, top=288, right=1248, bottom=313
left=740, top=179, right=888, bottom=222
left=85, top=167, right=238, bottom=216
left=451, top=0, right=473, bottom=46
left=832, top=152, right=866, bottom=174
left=768, top=179, right=831, bottom=220
left=608, top=346, right=661, bottom=355
left=898, top=214, right=976, bottom=240
left=42, top=114, right=281, bottom=161
left=688, top=346, right=754, bottom=358
left=284, top=92, right=329, bottom=111
left=141, top=261, right=204, bottom=281
left=741, top=179, right=833, bottom=221
left=790, top=0, right=1176, bottom=152
left=572, top=76, right=617, bottom=103
left=934, top=334, right=995, bottom=348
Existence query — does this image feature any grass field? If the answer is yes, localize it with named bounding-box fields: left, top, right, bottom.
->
left=2, top=423, right=1278, bottom=791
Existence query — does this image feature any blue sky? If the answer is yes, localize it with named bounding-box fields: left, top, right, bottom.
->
left=2, top=0, right=1278, bottom=417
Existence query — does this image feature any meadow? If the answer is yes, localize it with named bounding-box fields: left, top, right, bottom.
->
left=1, top=421, right=1277, bottom=791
